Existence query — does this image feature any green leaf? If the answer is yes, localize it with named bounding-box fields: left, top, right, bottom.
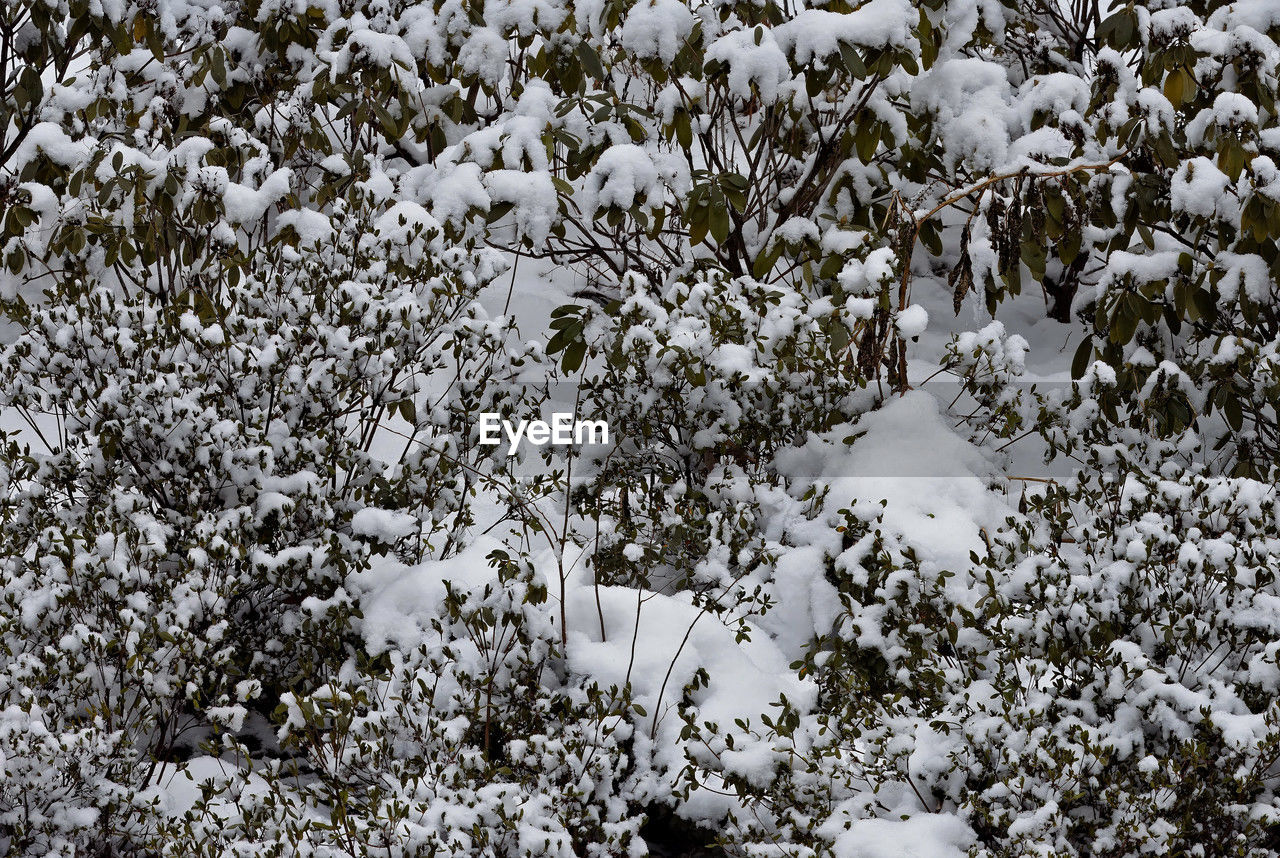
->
left=839, top=42, right=867, bottom=79
left=1099, top=9, right=1136, bottom=49
left=830, top=319, right=850, bottom=354
left=1109, top=301, right=1138, bottom=345
left=1192, top=288, right=1217, bottom=321
left=374, top=103, right=400, bottom=139
left=110, top=22, right=132, bottom=54
left=1224, top=392, right=1244, bottom=432
left=751, top=243, right=783, bottom=279
left=211, top=48, right=227, bottom=87
left=855, top=122, right=878, bottom=163
left=1044, top=188, right=1064, bottom=224
left=1136, top=222, right=1155, bottom=250
left=18, top=66, right=44, bottom=109
left=547, top=323, right=582, bottom=355
left=919, top=219, right=943, bottom=256
left=689, top=212, right=709, bottom=247
left=1060, top=230, right=1081, bottom=265
left=1071, top=336, right=1093, bottom=380
left=675, top=111, right=692, bottom=149
left=575, top=40, right=606, bottom=81
left=1022, top=239, right=1046, bottom=281
left=561, top=339, right=586, bottom=373
left=1164, top=67, right=1194, bottom=109
left=708, top=188, right=730, bottom=244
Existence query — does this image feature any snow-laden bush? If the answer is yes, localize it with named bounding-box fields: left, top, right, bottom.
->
left=3, top=0, right=1121, bottom=394
left=1061, top=3, right=1280, bottom=478
left=566, top=269, right=871, bottom=610
left=162, top=552, right=649, bottom=858
left=651, top=342, right=1280, bottom=855
left=0, top=228, right=869, bottom=854
left=956, top=462, right=1280, bottom=855
left=688, top=452, right=1280, bottom=857
left=0, top=193, right=526, bottom=853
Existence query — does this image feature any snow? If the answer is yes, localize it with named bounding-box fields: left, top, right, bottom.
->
left=1099, top=250, right=1181, bottom=287
left=159, top=755, right=274, bottom=819
left=325, top=27, right=416, bottom=78
left=350, top=507, right=420, bottom=543
left=355, top=539, right=503, bottom=651
left=484, top=170, right=558, bottom=244
left=1189, top=91, right=1261, bottom=149
left=423, top=161, right=492, bottom=228
left=1007, top=127, right=1074, bottom=164
left=275, top=207, right=335, bottom=244
left=372, top=201, right=447, bottom=261
left=1214, top=252, right=1271, bottom=303
left=1209, top=91, right=1259, bottom=130
left=774, top=0, right=915, bottom=62
left=776, top=391, right=1007, bottom=571
left=759, top=542, right=841, bottom=658
left=775, top=216, right=822, bottom=246
left=818, top=814, right=976, bottom=858
left=707, top=30, right=792, bottom=104
left=1171, top=157, right=1234, bottom=219
left=457, top=26, right=510, bottom=84
left=563, top=584, right=816, bottom=772
left=354, top=534, right=817, bottom=819
left=221, top=167, right=292, bottom=224
left=911, top=59, right=1012, bottom=172
left=10, top=122, right=93, bottom=170
left=1015, top=74, right=1091, bottom=129
left=620, top=0, right=695, bottom=65
left=839, top=247, right=896, bottom=295
left=896, top=304, right=928, bottom=338
left=582, top=144, right=662, bottom=214
left=1148, top=6, right=1201, bottom=41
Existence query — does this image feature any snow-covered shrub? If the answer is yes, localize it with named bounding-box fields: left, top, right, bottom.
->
left=953, top=462, right=1280, bottom=855
left=568, top=269, right=870, bottom=604
left=784, top=466, right=1280, bottom=855
left=660, top=495, right=973, bottom=856
left=0, top=194, right=524, bottom=853
left=1064, top=2, right=1280, bottom=477
left=676, top=456, right=1280, bottom=857
left=3, top=0, right=1101, bottom=394
left=938, top=321, right=1032, bottom=460
left=162, top=550, right=649, bottom=858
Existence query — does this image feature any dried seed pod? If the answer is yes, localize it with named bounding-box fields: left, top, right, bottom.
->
left=951, top=218, right=974, bottom=314
left=1007, top=197, right=1025, bottom=244
left=986, top=195, right=1007, bottom=234
left=1028, top=185, right=1046, bottom=239
left=857, top=308, right=885, bottom=378
left=950, top=253, right=974, bottom=315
